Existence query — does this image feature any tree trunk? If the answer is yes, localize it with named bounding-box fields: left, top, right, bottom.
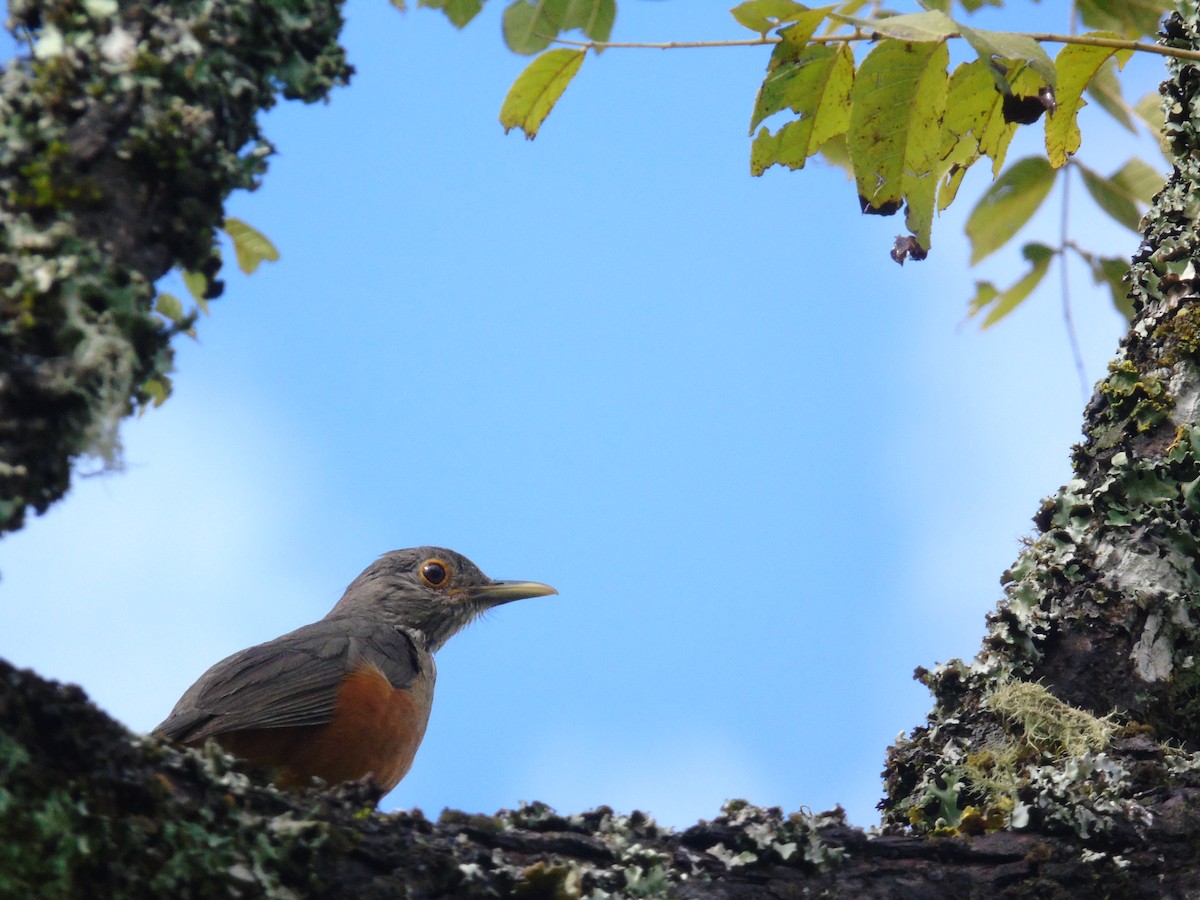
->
left=880, top=1, right=1200, bottom=848
left=0, top=0, right=350, bottom=535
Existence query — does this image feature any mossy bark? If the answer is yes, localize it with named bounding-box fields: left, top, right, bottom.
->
left=881, top=0, right=1200, bottom=847
left=0, top=0, right=350, bottom=535
left=7, top=658, right=1200, bottom=898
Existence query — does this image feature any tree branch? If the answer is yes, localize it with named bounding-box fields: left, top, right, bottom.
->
left=552, top=31, right=1200, bottom=64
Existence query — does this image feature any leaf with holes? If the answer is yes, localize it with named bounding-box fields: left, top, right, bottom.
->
left=500, top=48, right=586, bottom=138
left=965, top=156, right=1056, bottom=264
left=848, top=38, right=948, bottom=248
left=935, top=61, right=999, bottom=212
left=751, top=43, right=854, bottom=175
left=1046, top=37, right=1130, bottom=166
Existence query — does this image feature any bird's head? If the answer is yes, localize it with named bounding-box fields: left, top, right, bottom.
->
left=326, top=547, right=556, bottom=651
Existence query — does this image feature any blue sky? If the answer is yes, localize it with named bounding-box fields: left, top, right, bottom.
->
left=1, top=3, right=1162, bottom=826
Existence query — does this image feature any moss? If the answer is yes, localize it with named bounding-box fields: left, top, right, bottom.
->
left=1152, top=303, right=1200, bottom=366
left=883, top=7, right=1200, bottom=843
left=988, top=681, right=1115, bottom=758
left=0, top=0, right=352, bottom=534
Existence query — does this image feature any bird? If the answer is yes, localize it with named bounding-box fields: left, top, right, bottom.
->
left=153, top=547, right=556, bottom=793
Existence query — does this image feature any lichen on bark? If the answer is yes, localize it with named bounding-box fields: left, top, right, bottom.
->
left=881, top=0, right=1200, bottom=845
left=0, top=0, right=351, bottom=535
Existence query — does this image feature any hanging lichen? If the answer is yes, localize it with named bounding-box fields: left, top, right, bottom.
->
left=0, top=0, right=352, bottom=534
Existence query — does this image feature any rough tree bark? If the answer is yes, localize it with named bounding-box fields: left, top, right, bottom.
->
left=7, top=0, right=1200, bottom=897
left=0, top=0, right=350, bottom=535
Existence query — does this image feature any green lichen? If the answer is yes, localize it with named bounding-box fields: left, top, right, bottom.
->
left=1153, top=303, right=1200, bottom=365
left=0, top=0, right=351, bottom=534
left=1089, top=358, right=1174, bottom=450
left=883, top=4, right=1200, bottom=842
left=0, top=729, right=335, bottom=898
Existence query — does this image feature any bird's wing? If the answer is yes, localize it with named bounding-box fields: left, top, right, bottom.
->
left=152, top=618, right=423, bottom=742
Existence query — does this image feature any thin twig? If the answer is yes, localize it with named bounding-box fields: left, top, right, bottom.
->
left=1061, top=168, right=1089, bottom=401
left=551, top=36, right=776, bottom=50
left=552, top=32, right=1200, bottom=64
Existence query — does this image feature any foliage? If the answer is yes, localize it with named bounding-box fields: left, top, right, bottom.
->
left=414, top=0, right=1174, bottom=328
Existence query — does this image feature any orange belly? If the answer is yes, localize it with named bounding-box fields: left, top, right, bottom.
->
left=213, top=663, right=432, bottom=792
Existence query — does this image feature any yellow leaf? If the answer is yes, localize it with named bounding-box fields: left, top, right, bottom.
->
left=500, top=49, right=586, bottom=139
left=1045, top=36, right=1131, bottom=167
left=848, top=39, right=949, bottom=248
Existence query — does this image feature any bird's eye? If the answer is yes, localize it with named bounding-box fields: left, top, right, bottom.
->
left=421, top=559, right=450, bottom=587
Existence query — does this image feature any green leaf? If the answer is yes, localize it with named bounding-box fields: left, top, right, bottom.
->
left=980, top=66, right=1043, bottom=176
left=750, top=12, right=847, bottom=132
left=390, top=0, right=406, bottom=9
left=832, top=10, right=957, bottom=42
left=223, top=217, right=280, bottom=275
left=563, top=0, right=614, bottom=42
left=503, top=0, right=569, bottom=55
left=1074, top=157, right=1163, bottom=234
left=417, top=0, right=484, bottom=28
left=965, top=156, right=1056, bottom=264
left=1134, top=91, right=1170, bottom=159
left=934, top=60, right=1040, bottom=213
left=750, top=44, right=854, bottom=174
left=1085, top=57, right=1135, bottom=133
left=956, top=24, right=1057, bottom=92
left=1110, top=157, right=1165, bottom=205
left=1134, top=91, right=1163, bottom=131
left=816, top=132, right=853, bottom=175
left=500, top=48, right=586, bottom=138
left=155, top=291, right=184, bottom=323
left=969, top=242, right=1055, bottom=327
left=1046, top=36, right=1130, bottom=167
left=748, top=3, right=833, bottom=73
left=155, top=291, right=197, bottom=339
left=1077, top=0, right=1171, bottom=40
left=935, top=61, right=996, bottom=212
left=848, top=38, right=949, bottom=248
left=1076, top=162, right=1141, bottom=232
left=140, top=378, right=170, bottom=409
left=731, top=0, right=812, bottom=34
left=181, top=270, right=210, bottom=313
left=1088, top=254, right=1134, bottom=320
